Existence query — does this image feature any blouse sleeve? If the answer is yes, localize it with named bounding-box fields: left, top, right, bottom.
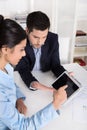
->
left=0, top=97, right=59, bottom=130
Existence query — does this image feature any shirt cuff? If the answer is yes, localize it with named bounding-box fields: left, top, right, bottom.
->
left=29, top=82, right=38, bottom=91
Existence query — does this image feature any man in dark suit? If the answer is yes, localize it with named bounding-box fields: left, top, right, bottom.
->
left=15, top=11, right=65, bottom=91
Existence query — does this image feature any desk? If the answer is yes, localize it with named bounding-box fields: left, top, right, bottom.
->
left=14, top=63, right=87, bottom=130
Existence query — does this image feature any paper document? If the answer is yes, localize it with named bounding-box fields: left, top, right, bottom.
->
left=72, top=88, right=87, bottom=123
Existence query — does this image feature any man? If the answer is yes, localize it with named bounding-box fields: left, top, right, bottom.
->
left=15, top=11, right=66, bottom=91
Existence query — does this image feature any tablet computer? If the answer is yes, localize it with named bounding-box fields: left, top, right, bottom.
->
left=52, top=71, right=83, bottom=105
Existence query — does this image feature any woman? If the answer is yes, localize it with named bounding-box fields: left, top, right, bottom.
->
left=0, top=15, right=67, bottom=130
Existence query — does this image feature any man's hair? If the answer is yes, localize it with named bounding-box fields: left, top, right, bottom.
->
left=26, top=11, right=50, bottom=33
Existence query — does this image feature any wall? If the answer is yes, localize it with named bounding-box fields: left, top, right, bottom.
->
left=76, top=0, right=87, bottom=32
left=0, top=0, right=29, bottom=17
left=0, top=0, right=87, bottom=18
left=0, top=0, right=87, bottom=63
left=77, top=0, right=87, bottom=20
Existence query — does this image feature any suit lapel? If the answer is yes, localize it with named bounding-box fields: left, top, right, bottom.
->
left=26, top=41, right=36, bottom=68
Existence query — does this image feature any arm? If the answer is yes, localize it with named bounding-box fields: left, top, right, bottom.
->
left=51, top=34, right=66, bottom=77
left=30, top=81, right=54, bottom=92
left=14, top=57, right=38, bottom=88
left=0, top=101, right=58, bottom=130
left=15, top=58, right=54, bottom=92
left=15, top=84, right=27, bottom=115
left=0, top=85, right=67, bottom=130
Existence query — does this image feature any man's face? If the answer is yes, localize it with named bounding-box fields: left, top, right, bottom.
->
left=27, top=28, right=48, bottom=48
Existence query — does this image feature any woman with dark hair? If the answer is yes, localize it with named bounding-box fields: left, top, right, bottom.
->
left=0, top=15, right=67, bottom=130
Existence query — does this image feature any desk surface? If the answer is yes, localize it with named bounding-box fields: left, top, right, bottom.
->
left=14, top=63, right=87, bottom=130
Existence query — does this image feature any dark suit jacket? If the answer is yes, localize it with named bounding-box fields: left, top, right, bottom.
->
left=15, top=32, right=65, bottom=87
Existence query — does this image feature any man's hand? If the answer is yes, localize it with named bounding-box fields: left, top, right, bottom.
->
left=31, top=81, right=54, bottom=92
left=16, top=98, right=27, bottom=116
left=52, top=85, right=67, bottom=110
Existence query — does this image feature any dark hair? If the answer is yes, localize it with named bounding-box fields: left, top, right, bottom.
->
left=26, top=11, right=50, bottom=33
left=0, top=15, right=27, bottom=49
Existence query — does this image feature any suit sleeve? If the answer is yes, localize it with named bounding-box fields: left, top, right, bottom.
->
left=14, top=57, right=38, bottom=88
left=51, top=34, right=66, bottom=77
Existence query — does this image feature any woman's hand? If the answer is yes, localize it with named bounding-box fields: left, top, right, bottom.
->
left=52, top=85, right=67, bottom=110
left=16, top=98, right=27, bottom=116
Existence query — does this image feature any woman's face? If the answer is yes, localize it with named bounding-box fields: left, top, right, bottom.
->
left=5, top=39, right=26, bottom=66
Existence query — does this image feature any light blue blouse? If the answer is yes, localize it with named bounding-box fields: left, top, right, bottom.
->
left=0, top=64, right=59, bottom=130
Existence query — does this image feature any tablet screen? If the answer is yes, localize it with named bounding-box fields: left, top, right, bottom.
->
left=52, top=73, right=79, bottom=97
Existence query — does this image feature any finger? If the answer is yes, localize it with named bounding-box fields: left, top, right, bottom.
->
left=62, top=85, right=68, bottom=90
left=69, top=71, right=74, bottom=76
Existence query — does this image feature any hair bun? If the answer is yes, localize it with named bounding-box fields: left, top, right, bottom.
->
left=0, top=15, right=4, bottom=25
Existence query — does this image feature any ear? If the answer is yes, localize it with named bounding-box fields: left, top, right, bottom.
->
left=25, top=27, right=28, bottom=34
left=2, top=46, right=9, bottom=54
left=26, top=27, right=29, bottom=35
